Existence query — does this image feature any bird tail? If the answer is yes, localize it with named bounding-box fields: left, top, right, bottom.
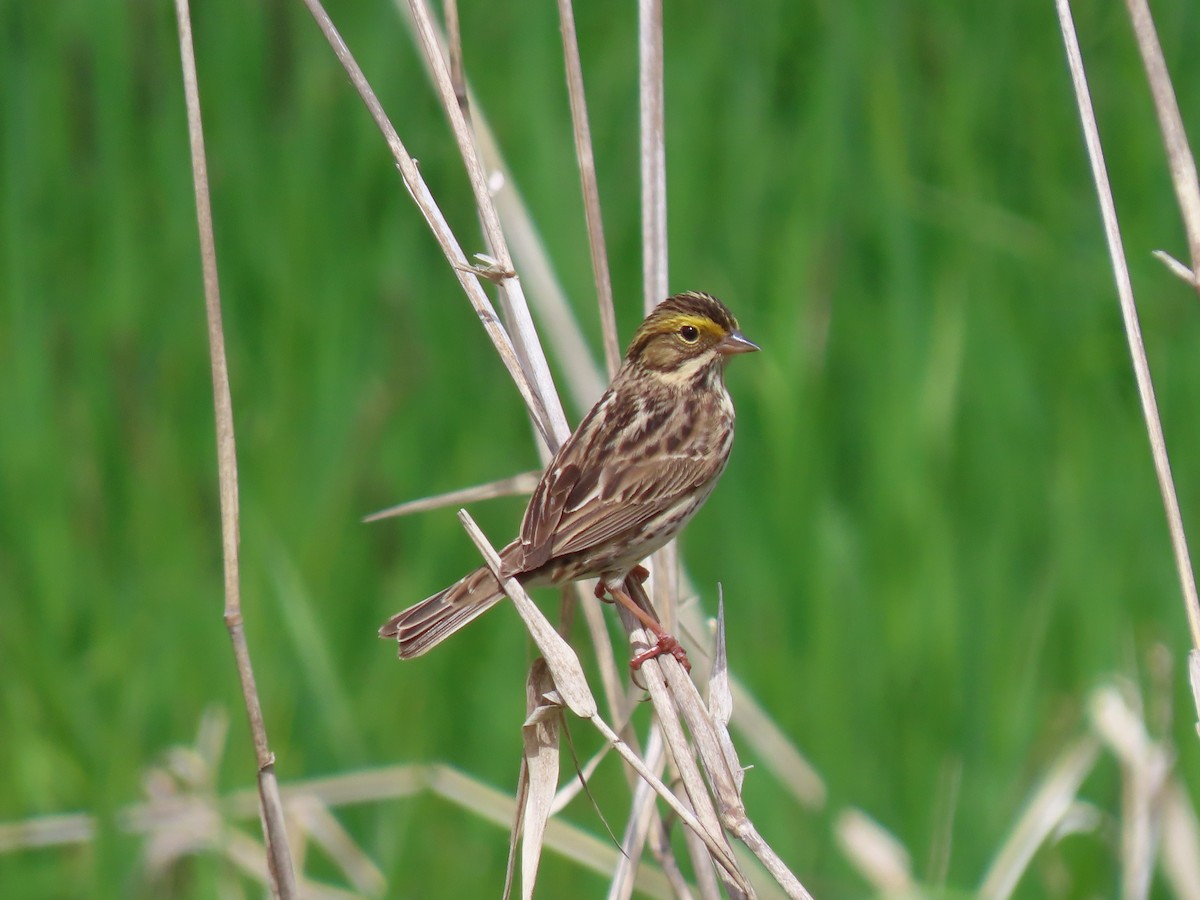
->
left=379, top=557, right=514, bottom=659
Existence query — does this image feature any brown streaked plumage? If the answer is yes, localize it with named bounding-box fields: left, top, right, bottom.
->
left=379, top=291, right=758, bottom=663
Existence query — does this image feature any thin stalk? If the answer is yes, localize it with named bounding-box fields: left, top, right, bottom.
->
left=1123, top=0, right=1200, bottom=287
left=172, top=0, right=296, bottom=895
left=297, top=0, right=558, bottom=451
left=1056, top=0, right=1200, bottom=660
left=639, top=0, right=668, bottom=312
left=557, top=0, right=622, bottom=376
left=407, top=0, right=571, bottom=450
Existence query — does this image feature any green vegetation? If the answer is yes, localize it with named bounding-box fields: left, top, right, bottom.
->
left=2, top=0, right=1198, bottom=895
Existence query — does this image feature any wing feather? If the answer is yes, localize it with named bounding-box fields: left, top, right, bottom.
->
left=510, top=461, right=581, bottom=573
left=547, top=451, right=724, bottom=558
left=513, top=376, right=730, bottom=574
left=512, top=386, right=624, bottom=569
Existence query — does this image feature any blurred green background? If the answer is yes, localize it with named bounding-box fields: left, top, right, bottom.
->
left=3, top=0, right=1199, bottom=895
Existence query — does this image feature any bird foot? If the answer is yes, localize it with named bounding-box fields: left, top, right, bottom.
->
left=630, top=634, right=691, bottom=674
left=595, top=572, right=690, bottom=674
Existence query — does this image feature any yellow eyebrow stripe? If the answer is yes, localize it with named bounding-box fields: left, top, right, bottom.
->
left=647, top=314, right=725, bottom=338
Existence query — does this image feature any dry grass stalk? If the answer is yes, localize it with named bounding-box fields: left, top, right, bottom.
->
left=1090, top=685, right=1172, bottom=898
left=1118, top=0, right=1200, bottom=742
left=1152, top=248, right=1200, bottom=288
left=457, top=511, right=749, bottom=885
left=834, top=808, right=915, bottom=894
left=0, top=711, right=690, bottom=897
left=974, top=668, right=1200, bottom=898
left=618, top=582, right=814, bottom=899
left=509, top=661, right=565, bottom=900
left=638, top=0, right=668, bottom=312
left=297, top=0, right=557, bottom=451
left=629, top=5, right=719, bottom=888
left=557, top=0, right=621, bottom=377
left=406, top=0, right=571, bottom=452
left=1122, top=0, right=1200, bottom=289
left=388, top=0, right=610, bottom=415
left=361, top=470, right=540, bottom=523
left=1160, top=778, right=1200, bottom=895
left=1056, top=0, right=1200, bottom=729
left=609, top=731, right=672, bottom=900
left=171, top=1, right=297, bottom=895
left=978, top=736, right=1101, bottom=898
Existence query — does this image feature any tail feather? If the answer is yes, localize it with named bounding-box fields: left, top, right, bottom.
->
left=379, top=565, right=507, bottom=658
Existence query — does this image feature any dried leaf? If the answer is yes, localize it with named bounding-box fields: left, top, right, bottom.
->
left=708, top=594, right=743, bottom=795
left=459, top=510, right=598, bottom=719
left=521, top=660, right=563, bottom=900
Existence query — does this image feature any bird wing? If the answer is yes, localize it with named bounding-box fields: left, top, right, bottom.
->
left=513, top=459, right=584, bottom=573
left=511, top=377, right=729, bottom=576
left=510, top=388, right=615, bottom=573
left=516, top=442, right=723, bottom=573
left=547, top=452, right=721, bottom=557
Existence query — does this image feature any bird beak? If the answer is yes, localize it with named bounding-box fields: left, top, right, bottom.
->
left=716, top=330, right=760, bottom=356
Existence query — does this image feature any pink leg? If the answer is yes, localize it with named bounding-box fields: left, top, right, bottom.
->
left=603, top=581, right=691, bottom=674
left=594, top=565, right=650, bottom=601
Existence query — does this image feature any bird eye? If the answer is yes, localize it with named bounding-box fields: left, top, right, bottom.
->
left=679, top=324, right=700, bottom=343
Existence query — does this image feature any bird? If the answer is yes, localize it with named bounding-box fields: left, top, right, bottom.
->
left=379, top=291, right=758, bottom=671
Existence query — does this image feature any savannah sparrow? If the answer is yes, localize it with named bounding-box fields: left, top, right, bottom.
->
left=379, top=291, right=758, bottom=670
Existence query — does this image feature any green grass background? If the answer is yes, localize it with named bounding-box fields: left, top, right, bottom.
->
left=3, top=0, right=1200, bottom=896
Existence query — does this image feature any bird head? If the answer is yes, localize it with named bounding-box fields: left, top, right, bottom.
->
left=625, top=291, right=759, bottom=378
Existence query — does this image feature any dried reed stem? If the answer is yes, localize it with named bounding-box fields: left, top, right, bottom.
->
left=1118, top=0, right=1200, bottom=736
left=407, top=0, right=570, bottom=451
left=639, top=0, right=668, bottom=311
left=1090, top=685, right=1172, bottom=898
left=1055, top=0, right=1200, bottom=670
left=979, top=737, right=1101, bottom=898
left=1123, top=0, right=1200, bottom=287
left=618, top=583, right=813, bottom=898
left=172, top=0, right=296, bottom=895
left=297, top=0, right=557, bottom=450
left=456, top=510, right=747, bottom=884
left=608, top=730, right=671, bottom=900
left=442, top=0, right=468, bottom=118
left=552, top=8, right=720, bottom=897
left=361, top=471, right=540, bottom=523
left=636, top=0, right=683, bottom=640
left=390, top=0, right=609, bottom=413
left=0, top=757, right=686, bottom=896
left=557, top=0, right=622, bottom=376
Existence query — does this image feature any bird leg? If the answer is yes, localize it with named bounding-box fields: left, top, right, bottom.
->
left=603, top=577, right=691, bottom=674
left=593, top=564, right=649, bottom=602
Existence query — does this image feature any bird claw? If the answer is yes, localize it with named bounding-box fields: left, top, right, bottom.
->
left=596, top=567, right=691, bottom=674
left=629, top=634, right=691, bottom=674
